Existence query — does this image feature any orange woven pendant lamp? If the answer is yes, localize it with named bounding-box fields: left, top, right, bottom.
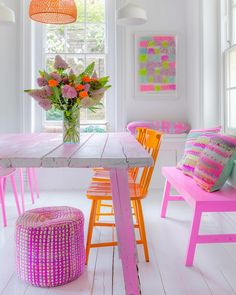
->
left=29, top=0, right=77, bottom=24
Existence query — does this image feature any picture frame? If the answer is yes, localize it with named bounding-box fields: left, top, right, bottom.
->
left=135, top=32, right=178, bottom=97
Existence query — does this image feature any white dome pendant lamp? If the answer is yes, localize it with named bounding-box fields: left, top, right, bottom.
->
left=117, top=1, right=147, bottom=26
left=0, top=1, right=15, bottom=24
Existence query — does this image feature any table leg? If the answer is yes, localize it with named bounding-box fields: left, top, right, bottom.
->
left=110, top=168, right=141, bottom=295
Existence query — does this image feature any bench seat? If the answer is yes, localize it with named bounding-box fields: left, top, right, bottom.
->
left=160, top=166, right=236, bottom=266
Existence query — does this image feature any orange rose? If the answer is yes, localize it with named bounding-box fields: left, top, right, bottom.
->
left=48, top=79, right=58, bottom=87
left=79, top=91, right=88, bottom=99
left=76, top=84, right=85, bottom=91
left=82, top=76, right=91, bottom=83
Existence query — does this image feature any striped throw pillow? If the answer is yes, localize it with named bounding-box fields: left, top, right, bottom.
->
left=177, top=127, right=221, bottom=171
left=193, top=134, right=236, bottom=192
left=181, top=135, right=212, bottom=176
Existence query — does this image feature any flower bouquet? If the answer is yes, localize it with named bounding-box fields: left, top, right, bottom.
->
left=25, top=55, right=111, bottom=143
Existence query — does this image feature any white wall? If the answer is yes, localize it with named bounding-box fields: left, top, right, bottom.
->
left=0, top=0, right=20, bottom=133
left=123, top=0, right=188, bottom=125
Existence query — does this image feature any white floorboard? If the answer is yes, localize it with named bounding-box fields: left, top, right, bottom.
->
left=1, top=189, right=236, bottom=295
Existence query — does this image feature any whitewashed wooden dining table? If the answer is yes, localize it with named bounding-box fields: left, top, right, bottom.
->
left=0, top=132, right=153, bottom=295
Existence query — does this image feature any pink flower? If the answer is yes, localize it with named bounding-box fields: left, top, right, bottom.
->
left=29, top=89, right=47, bottom=102
left=44, top=85, right=53, bottom=96
left=38, top=99, right=52, bottom=111
left=37, top=77, right=48, bottom=87
left=81, top=97, right=94, bottom=108
left=49, top=72, right=62, bottom=83
left=84, top=84, right=90, bottom=92
left=90, top=88, right=106, bottom=96
left=54, top=55, right=68, bottom=70
left=62, top=85, right=77, bottom=99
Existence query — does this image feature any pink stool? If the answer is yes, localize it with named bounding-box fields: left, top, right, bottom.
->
left=0, top=168, right=21, bottom=227
left=16, top=206, right=85, bottom=287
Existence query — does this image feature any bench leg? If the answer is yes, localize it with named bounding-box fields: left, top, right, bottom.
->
left=185, top=206, right=202, bottom=267
left=160, top=180, right=171, bottom=218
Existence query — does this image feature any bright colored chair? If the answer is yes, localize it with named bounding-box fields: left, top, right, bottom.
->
left=18, top=168, right=40, bottom=213
left=0, top=168, right=21, bottom=227
left=85, top=129, right=163, bottom=264
left=92, top=128, right=147, bottom=221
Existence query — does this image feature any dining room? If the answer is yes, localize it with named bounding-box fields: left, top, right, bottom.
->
left=0, top=0, right=236, bottom=295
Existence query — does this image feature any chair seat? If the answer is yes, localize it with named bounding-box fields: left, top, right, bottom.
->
left=92, top=169, right=135, bottom=182
left=0, top=168, right=16, bottom=178
left=87, top=181, right=143, bottom=200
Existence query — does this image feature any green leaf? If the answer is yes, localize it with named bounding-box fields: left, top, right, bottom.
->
left=84, top=62, right=95, bottom=76
left=24, top=89, right=32, bottom=93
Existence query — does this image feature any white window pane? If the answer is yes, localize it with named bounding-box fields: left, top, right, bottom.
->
left=86, top=24, right=105, bottom=53
left=86, top=0, right=105, bottom=23
left=66, top=24, right=85, bottom=53
left=66, top=56, right=85, bottom=74
left=233, top=8, right=236, bottom=44
left=75, top=0, right=85, bottom=23
left=228, top=89, right=236, bottom=129
left=46, top=26, right=65, bottom=53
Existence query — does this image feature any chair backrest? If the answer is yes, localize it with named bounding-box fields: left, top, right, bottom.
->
left=130, top=127, right=147, bottom=181
left=139, top=129, right=163, bottom=196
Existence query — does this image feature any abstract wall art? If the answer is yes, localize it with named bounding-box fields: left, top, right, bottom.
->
left=135, top=33, right=177, bottom=97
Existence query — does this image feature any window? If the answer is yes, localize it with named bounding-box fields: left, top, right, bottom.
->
left=223, top=0, right=236, bottom=133
left=30, top=0, right=116, bottom=132
left=225, top=46, right=236, bottom=132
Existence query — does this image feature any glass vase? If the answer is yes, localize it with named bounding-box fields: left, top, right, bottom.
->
left=63, top=108, right=80, bottom=144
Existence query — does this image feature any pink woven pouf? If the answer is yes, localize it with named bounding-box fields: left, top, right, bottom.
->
left=16, top=206, right=85, bottom=287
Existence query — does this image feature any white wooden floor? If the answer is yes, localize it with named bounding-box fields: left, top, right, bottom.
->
left=1, top=189, right=236, bottom=295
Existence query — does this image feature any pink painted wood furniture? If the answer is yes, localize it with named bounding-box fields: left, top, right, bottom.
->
left=0, top=168, right=21, bottom=226
left=0, top=132, right=153, bottom=295
left=161, top=166, right=236, bottom=266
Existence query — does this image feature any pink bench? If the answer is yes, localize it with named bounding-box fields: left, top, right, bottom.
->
left=161, top=166, right=236, bottom=266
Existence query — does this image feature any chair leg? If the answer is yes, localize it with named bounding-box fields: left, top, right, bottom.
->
left=86, top=200, right=98, bottom=265
left=0, top=178, right=7, bottom=227
left=27, top=168, right=35, bottom=205
left=31, top=168, right=40, bottom=199
left=10, top=175, right=21, bottom=216
left=136, top=200, right=149, bottom=262
left=95, top=200, right=101, bottom=222
left=160, top=180, right=171, bottom=218
left=185, top=206, right=202, bottom=267
left=18, top=169, right=25, bottom=213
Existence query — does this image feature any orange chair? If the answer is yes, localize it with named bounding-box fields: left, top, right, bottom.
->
left=85, top=129, right=162, bottom=264
left=92, top=127, right=147, bottom=221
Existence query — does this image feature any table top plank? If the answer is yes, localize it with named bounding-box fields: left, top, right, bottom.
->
left=0, top=133, right=153, bottom=169
left=69, top=133, right=109, bottom=168
left=0, top=133, right=61, bottom=167
left=42, top=133, right=94, bottom=167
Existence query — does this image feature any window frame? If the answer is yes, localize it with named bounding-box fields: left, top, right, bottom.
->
left=27, top=0, right=117, bottom=133
left=222, top=0, right=236, bottom=134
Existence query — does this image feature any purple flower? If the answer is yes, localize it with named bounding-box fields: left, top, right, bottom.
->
left=69, top=69, right=75, bottom=76
left=49, top=72, right=62, bottom=83
left=37, top=77, right=48, bottom=87
left=38, top=99, right=52, bottom=111
left=54, top=55, right=68, bottom=70
left=91, top=88, right=106, bottom=96
left=84, top=84, right=90, bottom=92
left=62, top=85, right=77, bottom=99
left=44, top=85, right=53, bottom=96
left=28, top=89, right=47, bottom=102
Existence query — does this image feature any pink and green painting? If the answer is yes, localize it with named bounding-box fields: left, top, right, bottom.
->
left=136, top=34, right=177, bottom=95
